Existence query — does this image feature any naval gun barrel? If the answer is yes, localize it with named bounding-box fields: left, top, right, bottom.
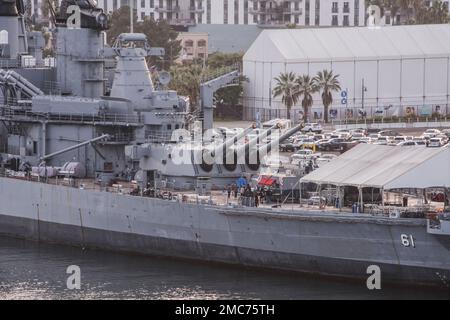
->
left=259, top=123, right=303, bottom=155
left=40, top=134, right=111, bottom=161
left=198, top=123, right=280, bottom=173
left=220, top=123, right=280, bottom=172
left=245, top=123, right=304, bottom=171
left=213, top=124, right=255, bottom=155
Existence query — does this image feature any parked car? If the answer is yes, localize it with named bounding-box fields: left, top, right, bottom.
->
left=299, top=138, right=316, bottom=149
left=441, top=129, right=450, bottom=138
left=307, top=196, right=327, bottom=206
left=301, top=123, right=323, bottom=133
left=397, top=141, right=422, bottom=147
left=373, top=136, right=389, bottom=145
left=393, top=136, right=407, bottom=144
left=316, top=138, right=348, bottom=151
left=358, top=137, right=373, bottom=144
left=350, top=133, right=365, bottom=141
left=333, top=129, right=351, bottom=140
left=279, top=140, right=297, bottom=152
left=378, top=130, right=400, bottom=137
left=423, top=129, right=441, bottom=139
left=428, top=137, right=445, bottom=147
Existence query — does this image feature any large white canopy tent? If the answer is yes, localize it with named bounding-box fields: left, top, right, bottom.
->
left=301, top=144, right=450, bottom=189
left=243, top=24, right=450, bottom=121
left=300, top=144, right=450, bottom=211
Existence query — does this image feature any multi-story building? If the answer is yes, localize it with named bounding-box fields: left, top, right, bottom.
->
left=49, top=0, right=365, bottom=27
left=177, top=32, right=208, bottom=62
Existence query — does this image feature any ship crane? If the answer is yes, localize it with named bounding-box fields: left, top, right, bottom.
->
left=200, top=67, right=241, bottom=131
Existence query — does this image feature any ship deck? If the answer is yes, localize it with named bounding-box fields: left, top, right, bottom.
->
left=0, top=171, right=437, bottom=223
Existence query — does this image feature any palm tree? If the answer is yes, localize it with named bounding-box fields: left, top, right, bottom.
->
left=314, top=70, right=341, bottom=123
left=296, top=75, right=318, bottom=123
left=272, top=72, right=299, bottom=120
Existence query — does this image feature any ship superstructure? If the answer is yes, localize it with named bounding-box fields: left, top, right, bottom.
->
left=0, top=0, right=293, bottom=189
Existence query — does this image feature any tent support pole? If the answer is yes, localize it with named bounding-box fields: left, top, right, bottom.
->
left=299, top=181, right=302, bottom=208
left=359, top=187, right=364, bottom=213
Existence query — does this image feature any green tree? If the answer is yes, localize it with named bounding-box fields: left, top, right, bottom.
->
left=415, top=1, right=450, bottom=24
left=168, top=64, right=204, bottom=110
left=206, top=52, right=246, bottom=109
left=272, top=72, right=299, bottom=120
left=313, top=70, right=341, bottom=124
left=207, top=52, right=243, bottom=69
left=135, top=18, right=182, bottom=69
left=296, top=75, right=318, bottom=123
left=107, top=6, right=138, bottom=43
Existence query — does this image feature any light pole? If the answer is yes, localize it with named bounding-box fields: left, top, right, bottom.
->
left=361, top=78, right=367, bottom=109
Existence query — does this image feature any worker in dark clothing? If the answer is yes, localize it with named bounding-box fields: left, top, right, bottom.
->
left=254, top=192, right=259, bottom=207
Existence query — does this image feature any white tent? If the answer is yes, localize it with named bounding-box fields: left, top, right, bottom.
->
left=243, top=24, right=450, bottom=121
left=301, top=144, right=450, bottom=189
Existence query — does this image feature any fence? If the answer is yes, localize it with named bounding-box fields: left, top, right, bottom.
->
left=242, top=98, right=450, bottom=122
left=0, top=106, right=141, bottom=125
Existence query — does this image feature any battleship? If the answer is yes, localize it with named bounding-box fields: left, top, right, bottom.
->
left=0, top=0, right=449, bottom=290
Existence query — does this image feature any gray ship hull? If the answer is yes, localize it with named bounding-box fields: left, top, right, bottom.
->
left=0, top=177, right=449, bottom=288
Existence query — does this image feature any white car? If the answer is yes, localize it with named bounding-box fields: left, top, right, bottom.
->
left=359, top=137, right=373, bottom=144
left=428, top=137, right=445, bottom=147
left=302, top=123, right=323, bottom=133
left=373, top=136, right=389, bottom=145
left=351, top=133, right=366, bottom=141
left=333, top=129, right=351, bottom=140
left=423, top=129, right=441, bottom=139
left=393, top=136, right=407, bottom=144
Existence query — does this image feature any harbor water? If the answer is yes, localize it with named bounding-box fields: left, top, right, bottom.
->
left=0, top=235, right=449, bottom=300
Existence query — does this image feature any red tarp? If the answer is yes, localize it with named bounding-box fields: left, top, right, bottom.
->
left=258, top=176, right=276, bottom=186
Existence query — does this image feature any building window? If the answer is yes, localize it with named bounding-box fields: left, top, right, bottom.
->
left=141, top=12, right=145, bottom=20
left=151, top=0, right=154, bottom=7
left=385, top=14, right=391, bottom=25
left=332, top=15, right=338, bottom=26
left=113, top=0, right=118, bottom=10
left=343, top=2, right=349, bottom=13
left=315, top=14, right=320, bottom=25
left=244, top=0, right=248, bottom=24
left=343, top=15, right=349, bottom=26
left=207, top=0, right=211, bottom=24
left=332, top=2, right=338, bottom=13
left=354, top=0, right=359, bottom=25
left=141, top=0, right=145, bottom=8
left=185, top=40, right=194, bottom=47
left=224, top=0, right=228, bottom=24
left=305, top=0, right=310, bottom=26
left=198, top=39, right=206, bottom=47
left=234, top=0, right=239, bottom=24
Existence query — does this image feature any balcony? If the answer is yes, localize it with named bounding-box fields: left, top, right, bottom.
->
left=189, top=6, right=205, bottom=13
left=168, top=18, right=197, bottom=26
left=250, top=7, right=302, bottom=16
left=154, top=5, right=181, bottom=13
